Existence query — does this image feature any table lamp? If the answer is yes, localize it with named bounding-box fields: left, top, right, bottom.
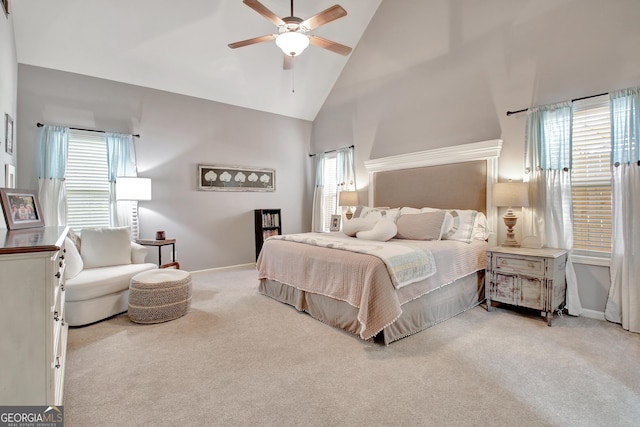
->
left=492, top=182, right=529, bottom=247
left=339, top=191, right=359, bottom=220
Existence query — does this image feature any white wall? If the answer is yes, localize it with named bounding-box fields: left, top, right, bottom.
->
left=311, top=0, right=640, bottom=315
left=0, top=9, right=17, bottom=191
left=17, top=65, right=313, bottom=271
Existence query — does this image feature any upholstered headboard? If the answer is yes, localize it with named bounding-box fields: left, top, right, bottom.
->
left=372, top=160, right=487, bottom=213
left=364, top=140, right=503, bottom=233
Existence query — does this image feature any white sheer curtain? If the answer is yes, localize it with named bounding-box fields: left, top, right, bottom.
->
left=311, top=154, right=326, bottom=232
left=311, top=146, right=355, bottom=232
left=106, top=132, right=138, bottom=235
left=605, top=88, right=640, bottom=333
left=336, top=146, right=356, bottom=192
left=523, top=102, right=582, bottom=316
left=38, top=125, right=69, bottom=227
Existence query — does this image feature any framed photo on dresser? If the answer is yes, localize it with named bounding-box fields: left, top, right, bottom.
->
left=0, top=188, right=45, bottom=230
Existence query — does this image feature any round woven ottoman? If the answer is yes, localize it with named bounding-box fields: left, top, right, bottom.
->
left=128, top=269, right=192, bottom=324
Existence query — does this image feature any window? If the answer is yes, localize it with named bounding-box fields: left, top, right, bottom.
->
left=322, top=155, right=338, bottom=232
left=66, top=130, right=111, bottom=230
left=571, top=96, right=612, bottom=254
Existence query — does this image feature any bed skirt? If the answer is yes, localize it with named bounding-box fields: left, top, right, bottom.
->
left=258, top=270, right=485, bottom=345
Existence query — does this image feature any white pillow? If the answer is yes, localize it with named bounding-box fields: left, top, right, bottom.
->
left=80, top=227, right=132, bottom=268
left=356, top=218, right=398, bottom=241
left=473, top=212, right=490, bottom=241
left=342, top=217, right=377, bottom=237
left=64, top=237, right=83, bottom=279
left=399, top=206, right=422, bottom=215
left=441, top=211, right=454, bottom=239
left=442, top=209, right=478, bottom=243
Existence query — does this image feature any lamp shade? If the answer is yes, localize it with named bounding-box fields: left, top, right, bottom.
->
left=339, top=191, right=359, bottom=207
left=116, top=177, right=152, bottom=201
left=492, top=182, right=529, bottom=208
left=275, top=31, right=310, bottom=56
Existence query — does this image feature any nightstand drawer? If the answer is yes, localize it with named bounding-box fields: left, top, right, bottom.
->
left=494, top=255, right=544, bottom=276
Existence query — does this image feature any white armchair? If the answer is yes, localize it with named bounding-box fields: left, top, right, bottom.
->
left=64, top=227, right=158, bottom=326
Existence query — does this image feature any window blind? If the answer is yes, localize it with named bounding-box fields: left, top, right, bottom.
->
left=571, top=95, right=612, bottom=253
left=66, top=130, right=111, bottom=230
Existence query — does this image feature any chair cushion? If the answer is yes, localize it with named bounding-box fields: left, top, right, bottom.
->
left=65, top=263, right=157, bottom=302
left=81, top=227, right=132, bottom=268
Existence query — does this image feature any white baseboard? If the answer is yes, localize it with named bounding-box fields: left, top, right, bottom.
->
left=580, top=308, right=606, bottom=321
left=191, top=263, right=256, bottom=275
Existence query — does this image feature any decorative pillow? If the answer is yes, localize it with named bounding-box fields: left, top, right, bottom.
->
left=342, top=216, right=377, bottom=237
left=64, top=237, right=84, bottom=279
left=441, top=211, right=454, bottom=238
left=395, top=210, right=446, bottom=240
left=473, top=212, right=490, bottom=241
left=80, top=227, right=132, bottom=269
left=356, top=218, right=398, bottom=241
left=399, top=206, right=422, bottom=215
left=67, top=228, right=82, bottom=252
left=442, top=210, right=478, bottom=243
left=356, top=206, right=401, bottom=222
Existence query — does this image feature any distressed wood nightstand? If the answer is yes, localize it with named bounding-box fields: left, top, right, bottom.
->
left=485, top=246, right=568, bottom=326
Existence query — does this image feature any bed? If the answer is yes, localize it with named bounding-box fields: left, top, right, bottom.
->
left=257, top=140, right=503, bottom=344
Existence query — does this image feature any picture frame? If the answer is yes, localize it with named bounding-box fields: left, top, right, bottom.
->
left=330, top=214, right=341, bottom=231
left=0, top=188, right=45, bottom=230
left=198, top=164, right=275, bottom=192
left=5, top=113, right=13, bottom=155
left=1, top=0, right=8, bottom=17
left=5, top=164, right=15, bottom=188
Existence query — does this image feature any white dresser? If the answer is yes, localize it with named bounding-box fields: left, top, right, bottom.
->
left=0, top=226, right=69, bottom=405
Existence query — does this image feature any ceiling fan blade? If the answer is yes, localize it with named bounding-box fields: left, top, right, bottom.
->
left=300, top=5, right=347, bottom=30
left=308, top=35, right=352, bottom=56
left=228, top=34, right=276, bottom=49
left=283, top=55, right=294, bottom=70
left=243, top=0, right=285, bottom=26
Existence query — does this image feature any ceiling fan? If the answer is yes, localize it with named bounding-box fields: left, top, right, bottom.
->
left=228, top=0, right=353, bottom=69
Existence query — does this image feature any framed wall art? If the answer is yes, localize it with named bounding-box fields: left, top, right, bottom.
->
left=5, top=113, right=13, bottom=155
left=0, top=188, right=45, bottom=230
left=5, top=164, right=15, bottom=188
left=198, top=164, right=275, bottom=192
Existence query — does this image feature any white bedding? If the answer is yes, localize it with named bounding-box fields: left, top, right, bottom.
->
left=271, top=232, right=437, bottom=288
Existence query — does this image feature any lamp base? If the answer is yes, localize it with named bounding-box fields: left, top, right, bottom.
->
left=345, top=208, right=353, bottom=220
left=501, top=213, right=520, bottom=247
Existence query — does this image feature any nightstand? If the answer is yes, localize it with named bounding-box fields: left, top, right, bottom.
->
left=485, top=246, right=568, bottom=326
left=136, top=238, right=176, bottom=266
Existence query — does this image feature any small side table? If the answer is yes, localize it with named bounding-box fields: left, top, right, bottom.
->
left=136, top=238, right=176, bottom=266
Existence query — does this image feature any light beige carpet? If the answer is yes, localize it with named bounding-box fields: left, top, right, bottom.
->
left=64, top=265, right=640, bottom=426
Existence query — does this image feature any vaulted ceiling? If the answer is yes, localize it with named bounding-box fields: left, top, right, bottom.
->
left=11, top=0, right=382, bottom=121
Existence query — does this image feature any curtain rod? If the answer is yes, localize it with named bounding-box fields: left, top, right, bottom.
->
left=308, top=144, right=354, bottom=157
left=36, top=122, right=140, bottom=138
left=506, top=92, right=609, bottom=117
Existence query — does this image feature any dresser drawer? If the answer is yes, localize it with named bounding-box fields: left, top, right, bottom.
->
left=494, top=255, right=544, bottom=276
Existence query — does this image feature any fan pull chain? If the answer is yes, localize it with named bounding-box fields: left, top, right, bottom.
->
left=292, top=66, right=295, bottom=93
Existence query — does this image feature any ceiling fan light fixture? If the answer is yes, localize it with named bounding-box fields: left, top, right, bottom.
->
left=276, top=31, right=309, bottom=56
